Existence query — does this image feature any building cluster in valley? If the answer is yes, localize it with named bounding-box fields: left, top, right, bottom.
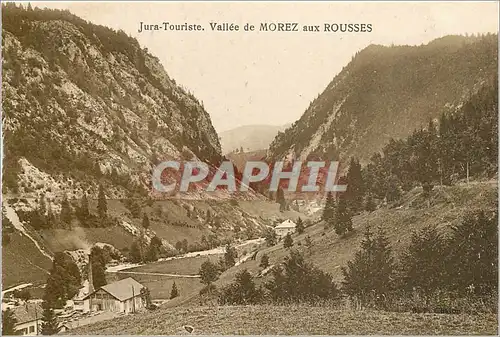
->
left=4, top=217, right=302, bottom=335
left=4, top=276, right=147, bottom=335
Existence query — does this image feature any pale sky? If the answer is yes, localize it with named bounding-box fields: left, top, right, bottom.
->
left=25, top=1, right=499, bottom=132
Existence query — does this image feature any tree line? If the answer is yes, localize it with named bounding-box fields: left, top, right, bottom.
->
left=321, top=80, right=497, bottom=230
left=207, top=208, right=496, bottom=313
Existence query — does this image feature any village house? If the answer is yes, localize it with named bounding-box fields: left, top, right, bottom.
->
left=11, top=302, right=43, bottom=336
left=274, top=219, right=297, bottom=238
left=82, top=277, right=145, bottom=314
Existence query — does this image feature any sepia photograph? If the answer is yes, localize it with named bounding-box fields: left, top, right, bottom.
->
left=1, top=1, right=499, bottom=335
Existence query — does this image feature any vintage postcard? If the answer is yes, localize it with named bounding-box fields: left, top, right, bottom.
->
left=1, top=1, right=499, bottom=335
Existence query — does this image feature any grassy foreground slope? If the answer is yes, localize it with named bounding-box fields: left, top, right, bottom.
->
left=70, top=305, right=497, bottom=335
left=68, top=180, right=498, bottom=335
left=207, top=180, right=498, bottom=291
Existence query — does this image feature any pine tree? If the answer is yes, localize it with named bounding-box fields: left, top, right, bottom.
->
left=419, top=119, right=439, bottom=194
left=334, top=196, right=353, bottom=236
left=144, top=245, right=158, bottom=262
left=2, top=308, right=18, bottom=335
left=142, top=213, right=150, bottom=229
left=342, top=227, right=395, bottom=303
left=305, top=235, right=313, bottom=254
left=37, top=195, right=48, bottom=229
left=97, top=184, right=107, bottom=219
left=46, top=202, right=56, bottom=228
left=150, top=236, right=162, bottom=251
left=40, top=303, right=60, bottom=335
left=445, top=210, right=498, bottom=295
left=276, top=187, right=286, bottom=211
left=47, top=202, right=57, bottom=228
left=346, top=157, right=365, bottom=213
left=43, top=253, right=81, bottom=308
left=399, top=225, right=447, bottom=294
left=219, top=269, right=263, bottom=305
left=130, top=241, right=142, bottom=263
left=385, top=175, right=401, bottom=202
left=259, top=254, right=270, bottom=269
left=364, top=193, right=376, bottom=212
left=170, top=282, right=179, bottom=299
left=60, top=194, right=72, bottom=228
left=80, top=193, right=90, bottom=220
left=264, top=228, right=277, bottom=246
left=145, top=240, right=159, bottom=262
left=283, top=233, right=293, bottom=249
left=296, top=217, right=305, bottom=234
left=140, top=287, right=153, bottom=308
left=2, top=214, right=13, bottom=245
left=322, top=192, right=335, bottom=224
left=265, top=250, right=338, bottom=303
left=224, top=243, right=237, bottom=268
left=199, top=260, right=220, bottom=296
left=90, top=246, right=107, bottom=289
left=201, top=235, right=209, bottom=249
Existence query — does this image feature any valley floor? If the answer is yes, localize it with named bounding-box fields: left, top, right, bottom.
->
left=69, top=305, right=498, bottom=335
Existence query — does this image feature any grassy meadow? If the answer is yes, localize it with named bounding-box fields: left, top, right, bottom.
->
left=70, top=305, right=498, bottom=335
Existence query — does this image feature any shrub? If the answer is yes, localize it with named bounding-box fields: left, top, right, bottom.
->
left=445, top=209, right=498, bottom=295
left=265, top=250, right=339, bottom=304
left=219, top=269, right=263, bottom=305
left=259, top=254, right=270, bottom=269
left=397, top=225, right=447, bottom=295
left=342, top=227, right=395, bottom=304
left=283, top=233, right=293, bottom=248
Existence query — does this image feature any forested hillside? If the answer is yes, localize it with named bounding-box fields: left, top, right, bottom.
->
left=2, top=3, right=221, bottom=202
left=268, top=34, right=498, bottom=163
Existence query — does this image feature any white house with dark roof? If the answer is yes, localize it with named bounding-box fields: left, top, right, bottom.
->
left=10, top=302, right=43, bottom=335
left=82, top=277, right=145, bottom=314
left=274, top=219, right=297, bottom=238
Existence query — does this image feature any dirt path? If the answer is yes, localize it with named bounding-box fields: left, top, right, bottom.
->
left=113, top=271, right=200, bottom=278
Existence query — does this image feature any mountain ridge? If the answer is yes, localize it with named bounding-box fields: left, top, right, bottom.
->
left=220, top=123, right=291, bottom=154
left=267, top=34, right=498, bottom=164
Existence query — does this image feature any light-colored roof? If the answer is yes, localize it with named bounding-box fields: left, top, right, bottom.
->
left=11, top=302, right=43, bottom=324
left=83, top=277, right=145, bottom=302
left=275, top=219, right=296, bottom=229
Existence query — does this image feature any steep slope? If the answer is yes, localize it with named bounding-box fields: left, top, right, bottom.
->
left=199, top=180, right=497, bottom=304
left=267, top=34, right=498, bottom=163
left=0, top=5, right=277, bottom=289
left=2, top=205, right=53, bottom=288
left=2, top=5, right=222, bottom=201
left=220, top=124, right=291, bottom=154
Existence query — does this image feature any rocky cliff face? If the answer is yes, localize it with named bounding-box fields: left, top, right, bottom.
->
left=2, top=5, right=222, bottom=202
left=267, top=34, right=498, bottom=164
